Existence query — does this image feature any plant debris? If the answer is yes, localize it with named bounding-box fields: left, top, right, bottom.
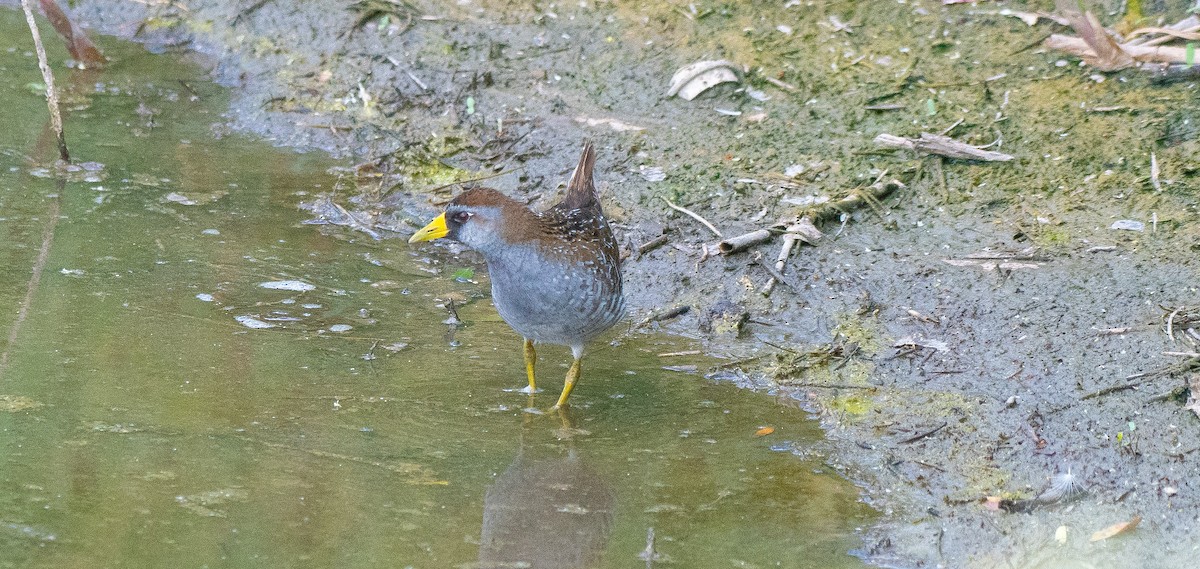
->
left=666, top=60, right=741, bottom=101
left=1089, top=515, right=1141, bottom=542
left=874, top=132, right=1014, bottom=162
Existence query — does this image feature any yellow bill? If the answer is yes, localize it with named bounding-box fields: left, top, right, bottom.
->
left=408, top=213, right=449, bottom=243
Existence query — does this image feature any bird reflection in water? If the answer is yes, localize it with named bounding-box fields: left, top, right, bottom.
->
left=478, top=410, right=615, bottom=568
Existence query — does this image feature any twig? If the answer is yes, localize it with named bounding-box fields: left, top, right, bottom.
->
left=0, top=180, right=61, bottom=380
left=803, top=179, right=903, bottom=225
left=781, top=382, right=878, bottom=390
left=874, top=132, right=1013, bottom=162
left=1150, top=152, right=1162, bottom=192
left=899, top=421, right=948, bottom=444
left=718, top=229, right=773, bottom=255
left=1081, top=383, right=1137, bottom=400
left=1045, top=34, right=1189, bottom=64
left=1127, top=22, right=1200, bottom=47
left=751, top=251, right=800, bottom=291
left=761, top=218, right=820, bottom=296
left=637, top=234, right=670, bottom=256
left=1167, top=306, right=1181, bottom=342
left=405, top=70, right=428, bottom=91
left=761, top=76, right=797, bottom=92
left=657, top=350, right=701, bottom=357
left=636, top=305, right=691, bottom=328
left=1148, top=386, right=1189, bottom=403
left=662, top=197, right=722, bottom=238
left=21, top=0, right=69, bottom=161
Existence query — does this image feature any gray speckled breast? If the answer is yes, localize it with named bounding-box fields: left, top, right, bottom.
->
left=485, top=242, right=624, bottom=348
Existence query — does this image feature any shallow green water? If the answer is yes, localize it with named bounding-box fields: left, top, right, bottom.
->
left=0, top=10, right=871, bottom=568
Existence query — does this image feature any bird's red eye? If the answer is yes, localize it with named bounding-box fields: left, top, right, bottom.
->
left=451, top=211, right=472, bottom=224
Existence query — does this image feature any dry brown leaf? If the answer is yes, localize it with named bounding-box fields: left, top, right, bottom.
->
left=1054, top=0, right=1134, bottom=71
left=38, top=0, right=106, bottom=67
left=754, top=426, right=775, bottom=437
left=1089, top=515, right=1141, bottom=542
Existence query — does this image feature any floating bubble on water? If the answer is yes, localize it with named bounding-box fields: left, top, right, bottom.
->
left=201, top=228, right=220, bottom=235
left=329, top=324, right=353, bottom=333
left=258, top=280, right=315, bottom=292
left=196, top=293, right=215, bottom=302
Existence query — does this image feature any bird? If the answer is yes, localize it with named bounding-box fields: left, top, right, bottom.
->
left=408, top=142, right=624, bottom=409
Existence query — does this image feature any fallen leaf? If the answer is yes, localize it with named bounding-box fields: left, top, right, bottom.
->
left=1089, top=515, right=1141, bottom=542
left=754, top=426, right=775, bottom=437
left=1054, top=0, right=1134, bottom=71
left=1055, top=525, right=1069, bottom=544
left=38, top=0, right=107, bottom=67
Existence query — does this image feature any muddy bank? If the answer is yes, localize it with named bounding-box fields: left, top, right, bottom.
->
left=37, top=0, right=1200, bottom=567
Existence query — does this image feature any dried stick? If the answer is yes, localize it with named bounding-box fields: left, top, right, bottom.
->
left=0, top=180, right=62, bottom=380
left=760, top=218, right=821, bottom=296
left=662, top=197, right=722, bottom=238
left=636, top=305, right=691, bottom=328
left=1044, top=34, right=1189, bottom=65
left=811, top=179, right=900, bottom=222
left=636, top=234, right=670, bottom=256
left=718, top=229, right=772, bottom=255
left=1166, top=306, right=1181, bottom=342
left=875, top=132, right=1013, bottom=162
left=752, top=251, right=800, bottom=291
left=899, top=421, right=948, bottom=444
left=21, top=0, right=69, bottom=162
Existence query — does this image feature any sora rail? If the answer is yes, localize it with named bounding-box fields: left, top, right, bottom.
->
left=408, top=143, right=624, bottom=409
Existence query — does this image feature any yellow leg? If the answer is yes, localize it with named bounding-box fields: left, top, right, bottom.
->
left=523, top=338, right=537, bottom=393
left=552, top=357, right=582, bottom=409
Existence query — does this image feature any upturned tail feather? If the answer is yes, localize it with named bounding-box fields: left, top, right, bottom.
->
left=559, top=142, right=598, bottom=211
